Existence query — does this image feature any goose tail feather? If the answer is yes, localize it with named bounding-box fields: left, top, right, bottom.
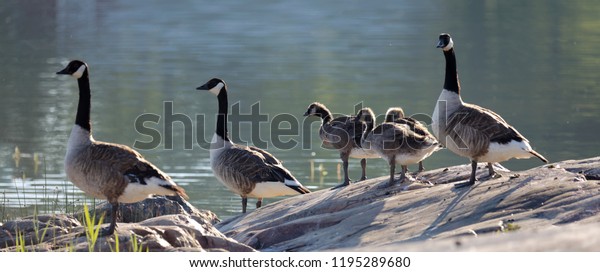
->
left=159, top=184, right=189, bottom=200
left=529, top=150, right=548, bottom=163
left=284, top=179, right=311, bottom=194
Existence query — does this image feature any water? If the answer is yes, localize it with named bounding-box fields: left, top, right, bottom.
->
left=1, top=0, right=599, bottom=219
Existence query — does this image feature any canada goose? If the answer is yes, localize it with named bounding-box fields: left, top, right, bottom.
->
left=198, top=78, right=310, bottom=213
left=385, top=107, right=435, bottom=172
left=56, top=60, right=188, bottom=235
left=359, top=107, right=440, bottom=188
left=432, top=33, right=548, bottom=188
left=303, top=103, right=379, bottom=188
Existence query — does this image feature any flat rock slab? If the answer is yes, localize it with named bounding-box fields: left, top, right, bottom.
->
left=1, top=197, right=253, bottom=252
left=217, top=157, right=600, bottom=251
left=361, top=221, right=600, bottom=251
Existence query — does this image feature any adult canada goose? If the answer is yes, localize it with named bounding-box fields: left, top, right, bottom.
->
left=432, top=33, right=548, bottom=188
left=385, top=107, right=435, bottom=172
left=198, top=78, right=310, bottom=213
left=56, top=60, right=188, bottom=235
left=359, top=107, right=440, bottom=188
left=303, top=103, right=379, bottom=188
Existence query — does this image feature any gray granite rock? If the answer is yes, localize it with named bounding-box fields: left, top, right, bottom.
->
left=217, top=157, right=600, bottom=251
left=0, top=197, right=253, bottom=252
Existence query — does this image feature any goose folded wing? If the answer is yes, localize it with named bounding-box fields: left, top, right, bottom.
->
left=220, top=146, right=297, bottom=183
left=393, top=117, right=429, bottom=136
left=247, top=146, right=282, bottom=165
left=321, top=116, right=361, bottom=149
left=447, top=106, right=525, bottom=147
left=91, top=142, right=170, bottom=184
left=390, top=124, right=436, bottom=150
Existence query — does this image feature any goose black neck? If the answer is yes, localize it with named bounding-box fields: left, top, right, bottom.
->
left=75, top=72, right=92, bottom=132
left=384, top=115, right=394, bottom=123
left=443, top=48, right=460, bottom=94
left=362, top=115, right=374, bottom=139
left=318, top=107, right=332, bottom=123
left=365, top=117, right=374, bottom=132
left=216, top=90, right=229, bottom=141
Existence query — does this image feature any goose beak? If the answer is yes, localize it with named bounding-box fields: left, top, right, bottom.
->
left=56, top=68, right=69, bottom=75
left=436, top=40, right=445, bottom=48
left=196, top=85, right=208, bottom=90
left=303, top=110, right=310, bottom=117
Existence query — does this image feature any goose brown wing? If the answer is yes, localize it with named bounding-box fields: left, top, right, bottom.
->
left=247, top=145, right=282, bottom=165
left=217, top=145, right=297, bottom=183
left=320, top=116, right=362, bottom=150
left=371, top=123, right=435, bottom=152
left=392, top=117, right=430, bottom=137
left=447, top=104, right=526, bottom=146
left=90, top=141, right=170, bottom=184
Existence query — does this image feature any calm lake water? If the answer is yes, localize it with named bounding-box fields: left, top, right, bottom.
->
left=1, top=0, right=599, bottom=220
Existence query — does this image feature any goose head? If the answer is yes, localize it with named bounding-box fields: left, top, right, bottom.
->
left=436, top=33, right=454, bottom=51
left=355, top=107, right=375, bottom=123
left=57, top=60, right=88, bottom=79
left=385, top=107, right=405, bottom=122
left=197, top=78, right=227, bottom=96
left=303, top=102, right=328, bottom=118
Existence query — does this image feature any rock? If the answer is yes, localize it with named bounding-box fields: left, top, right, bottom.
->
left=216, top=157, right=600, bottom=251
left=78, top=195, right=220, bottom=226
left=360, top=221, right=600, bottom=251
left=0, top=214, right=80, bottom=250
left=0, top=198, right=253, bottom=252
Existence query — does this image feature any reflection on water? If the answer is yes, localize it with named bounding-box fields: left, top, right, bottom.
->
left=1, top=0, right=599, bottom=219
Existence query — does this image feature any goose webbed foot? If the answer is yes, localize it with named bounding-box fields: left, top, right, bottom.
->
left=485, top=173, right=503, bottom=180
left=485, top=163, right=502, bottom=179
left=455, top=160, right=478, bottom=188
left=418, top=179, right=434, bottom=186
left=99, top=225, right=116, bottom=237
left=331, top=180, right=351, bottom=190
left=379, top=172, right=415, bottom=189
left=399, top=174, right=417, bottom=183
left=381, top=163, right=409, bottom=189
left=454, top=179, right=476, bottom=188
left=378, top=179, right=396, bottom=189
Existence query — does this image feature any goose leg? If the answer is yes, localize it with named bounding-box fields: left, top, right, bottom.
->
left=380, top=156, right=397, bottom=188
left=455, top=160, right=477, bottom=188
left=486, top=162, right=502, bottom=179
left=256, top=198, right=263, bottom=209
left=418, top=161, right=425, bottom=173
left=400, top=165, right=411, bottom=182
left=359, top=159, right=367, bottom=181
left=100, top=202, right=119, bottom=236
left=242, top=197, right=248, bottom=213
left=333, top=152, right=351, bottom=189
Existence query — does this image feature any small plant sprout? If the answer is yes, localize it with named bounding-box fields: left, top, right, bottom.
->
left=83, top=204, right=104, bottom=252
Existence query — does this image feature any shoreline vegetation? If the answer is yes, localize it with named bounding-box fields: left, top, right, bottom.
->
left=1, top=156, right=600, bottom=252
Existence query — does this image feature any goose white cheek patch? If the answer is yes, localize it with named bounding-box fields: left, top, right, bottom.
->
left=209, top=82, right=224, bottom=96
left=443, top=39, right=454, bottom=51
left=72, top=65, right=86, bottom=79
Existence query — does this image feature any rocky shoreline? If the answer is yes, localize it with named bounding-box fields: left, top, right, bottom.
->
left=2, top=157, right=600, bottom=252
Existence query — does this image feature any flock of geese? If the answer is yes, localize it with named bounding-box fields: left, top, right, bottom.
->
left=56, top=33, right=547, bottom=235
